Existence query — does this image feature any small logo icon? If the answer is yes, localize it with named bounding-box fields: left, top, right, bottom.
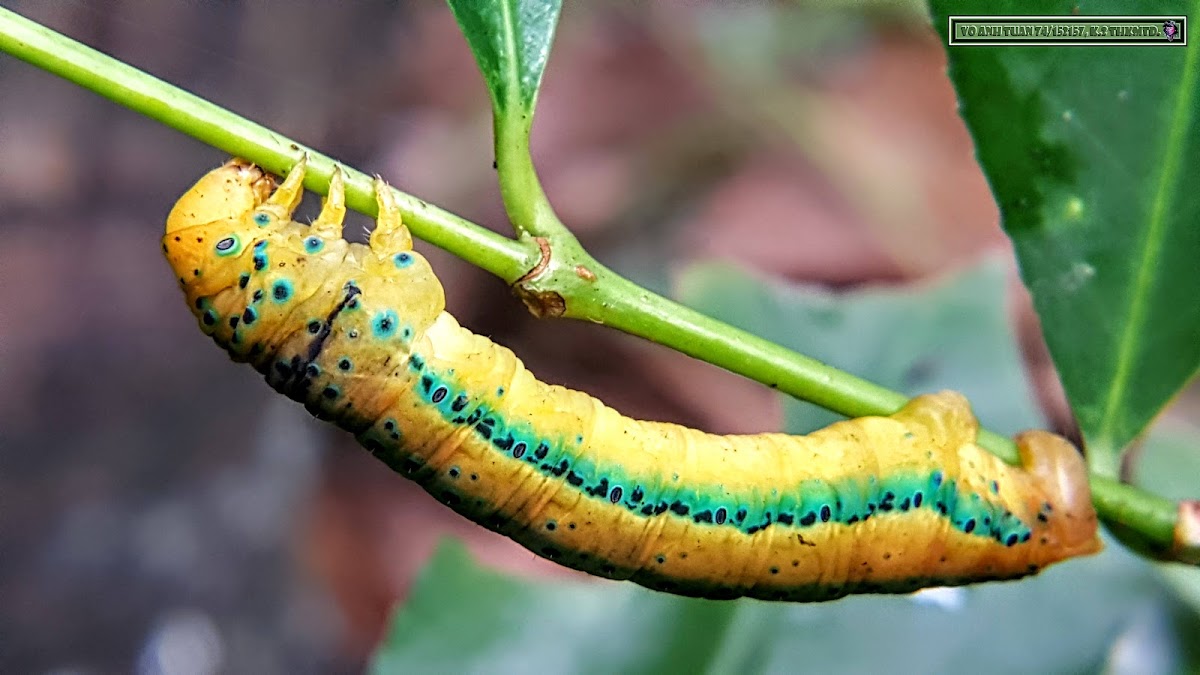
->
left=1163, top=20, right=1180, bottom=41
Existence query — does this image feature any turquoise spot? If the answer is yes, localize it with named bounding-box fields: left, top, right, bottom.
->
left=304, top=235, right=324, bottom=254
left=393, top=252, right=414, bottom=268
left=271, top=279, right=293, bottom=303
left=372, top=310, right=399, bottom=338
left=253, top=212, right=271, bottom=227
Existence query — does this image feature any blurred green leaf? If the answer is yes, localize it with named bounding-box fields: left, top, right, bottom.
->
left=371, top=261, right=1194, bottom=674
left=678, top=258, right=1039, bottom=435
left=447, top=0, right=560, bottom=116
left=930, top=0, right=1200, bottom=475
left=1134, top=424, right=1200, bottom=615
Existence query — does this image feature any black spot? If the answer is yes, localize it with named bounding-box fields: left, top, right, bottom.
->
left=746, top=525, right=761, bottom=535
left=609, top=486, right=623, bottom=503
left=1037, top=512, right=1049, bottom=523
left=654, top=502, right=669, bottom=515
left=879, top=491, right=895, bottom=511
left=964, top=518, right=976, bottom=533
left=587, top=478, right=610, bottom=499
left=899, top=498, right=910, bottom=511
left=1005, top=533, right=1019, bottom=547
left=384, top=420, right=395, bottom=431
left=1021, top=532, right=1031, bottom=543
left=534, top=442, right=549, bottom=459
left=307, top=320, right=321, bottom=334
left=776, top=513, right=794, bottom=525
left=346, top=298, right=359, bottom=310
left=476, top=424, right=493, bottom=440
left=408, top=355, right=425, bottom=371
left=420, top=375, right=433, bottom=394
left=448, top=467, right=460, bottom=479
left=253, top=255, right=266, bottom=271
left=735, top=508, right=747, bottom=523
left=545, top=521, right=556, bottom=531
left=493, top=435, right=514, bottom=451
left=550, top=460, right=568, bottom=477
left=714, top=507, right=727, bottom=524
left=451, top=394, right=469, bottom=411
left=820, top=505, right=832, bottom=522
left=194, top=298, right=205, bottom=310
left=228, top=316, right=240, bottom=329
left=913, top=492, right=923, bottom=507
left=251, top=289, right=264, bottom=303
left=512, top=442, right=526, bottom=459
left=470, top=473, right=478, bottom=481
left=769, top=567, right=779, bottom=575
left=239, top=274, right=250, bottom=289
left=991, top=480, right=1000, bottom=494
left=932, top=471, right=944, bottom=487
left=640, top=504, right=654, bottom=515
left=693, top=510, right=713, bottom=523
left=242, top=307, right=256, bottom=324
left=656, top=555, right=666, bottom=564
left=431, top=387, right=448, bottom=403
left=566, top=471, right=584, bottom=487
left=337, top=358, right=352, bottom=371
left=847, top=515, right=860, bottom=525
left=568, top=523, right=576, bottom=530
left=322, top=386, right=339, bottom=399
left=272, top=282, right=290, bottom=301
left=630, top=486, right=644, bottom=503
left=192, top=268, right=200, bottom=276
left=202, top=310, right=216, bottom=326
left=936, top=501, right=948, bottom=515
left=799, top=512, right=817, bottom=526
left=465, top=409, right=483, bottom=425
left=668, top=501, right=690, bottom=517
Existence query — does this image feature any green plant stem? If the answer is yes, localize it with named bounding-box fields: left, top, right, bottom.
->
left=0, top=6, right=532, bottom=283
left=0, top=6, right=1183, bottom=558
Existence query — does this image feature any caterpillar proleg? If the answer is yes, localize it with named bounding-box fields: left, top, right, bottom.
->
left=162, top=159, right=1101, bottom=601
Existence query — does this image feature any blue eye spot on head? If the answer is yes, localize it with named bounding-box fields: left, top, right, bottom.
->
left=271, top=279, right=293, bottom=303
left=304, top=236, right=324, bottom=254
left=214, top=235, right=241, bottom=257
left=372, top=309, right=399, bottom=338
left=253, top=212, right=271, bottom=227
left=393, top=252, right=414, bottom=269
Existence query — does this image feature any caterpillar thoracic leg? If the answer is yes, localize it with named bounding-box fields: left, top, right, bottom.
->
left=162, top=159, right=1101, bottom=601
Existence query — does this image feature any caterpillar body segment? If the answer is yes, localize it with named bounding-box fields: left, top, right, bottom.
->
left=163, top=160, right=1101, bottom=601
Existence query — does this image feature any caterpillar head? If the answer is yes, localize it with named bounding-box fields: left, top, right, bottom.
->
left=163, top=159, right=281, bottom=297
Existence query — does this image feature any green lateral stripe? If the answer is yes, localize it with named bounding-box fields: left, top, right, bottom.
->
left=398, top=355, right=1035, bottom=546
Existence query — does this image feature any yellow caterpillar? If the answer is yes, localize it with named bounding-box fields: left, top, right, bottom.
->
left=162, top=158, right=1101, bottom=601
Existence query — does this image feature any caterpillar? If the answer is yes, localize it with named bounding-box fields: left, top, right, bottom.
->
left=162, top=158, right=1101, bottom=601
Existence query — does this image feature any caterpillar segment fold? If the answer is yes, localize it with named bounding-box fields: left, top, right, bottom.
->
left=163, top=159, right=1102, bottom=602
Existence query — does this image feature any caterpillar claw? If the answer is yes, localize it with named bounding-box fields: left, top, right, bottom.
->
left=259, top=155, right=307, bottom=221
left=369, top=175, right=413, bottom=253
left=310, top=165, right=346, bottom=238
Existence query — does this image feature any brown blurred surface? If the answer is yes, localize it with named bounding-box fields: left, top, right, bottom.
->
left=0, top=1, right=1070, bottom=672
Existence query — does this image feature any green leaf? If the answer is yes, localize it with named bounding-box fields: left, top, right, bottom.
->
left=447, top=0, right=561, bottom=117
left=370, top=262, right=1195, bottom=674
left=929, top=0, right=1200, bottom=475
left=677, top=258, right=1040, bottom=436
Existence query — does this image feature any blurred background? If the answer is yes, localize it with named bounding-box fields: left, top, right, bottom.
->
left=2, top=1, right=1176, bottom=673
